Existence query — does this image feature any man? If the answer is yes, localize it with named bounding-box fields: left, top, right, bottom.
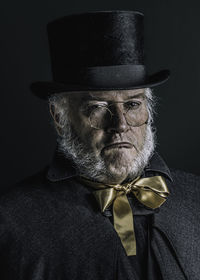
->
left=0, top=10, right=200, bottom=280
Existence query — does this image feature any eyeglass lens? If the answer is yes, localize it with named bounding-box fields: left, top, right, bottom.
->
left=89, top=104, right=148, bottom=129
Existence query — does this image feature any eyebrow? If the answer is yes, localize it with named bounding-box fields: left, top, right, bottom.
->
left=81, top=92, right=145, bottom=101
left=123, top=93, right=145, bottom=100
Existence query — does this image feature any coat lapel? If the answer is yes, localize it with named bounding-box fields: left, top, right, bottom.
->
left=151, top=177, right=200, bottom=280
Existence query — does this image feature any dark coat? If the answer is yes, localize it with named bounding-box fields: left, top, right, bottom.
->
left=0, top=151, right=199, bottom=280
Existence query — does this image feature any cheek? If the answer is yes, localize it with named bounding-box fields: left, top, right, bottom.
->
left=87, top=130, right=105, bottom=153
left=73, top=113, right=105, bottom=152
left=129, top=126, right=147, bottom=149
left=70, top=110, right=90, bottom=138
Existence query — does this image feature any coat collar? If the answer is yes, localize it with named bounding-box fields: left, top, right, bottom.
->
left=46, top=148, right=173, bottom=183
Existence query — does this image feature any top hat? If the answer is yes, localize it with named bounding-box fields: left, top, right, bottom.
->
left=30, top=11, right=170, bottom=99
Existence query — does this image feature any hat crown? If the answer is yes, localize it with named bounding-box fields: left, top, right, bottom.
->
left=30, top=11, right=170, bottom=99
left=47, top=11, right=144, bottom=78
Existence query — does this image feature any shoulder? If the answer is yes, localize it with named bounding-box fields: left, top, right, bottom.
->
left=0, top=169, right=48, bottom=241
left=0, top=167, right=91, bottom=220
left=0, top=167, right=51, bottom=221
left=170, top=168, right=200, bottom=184
left=0, top=168, right=84, bottom=240
left=170, top=168, right=200, bottom=192
left=168, top=168, right=200, bottom=208
left=0, top=167, right=49, bottom=202
left=0, top=166, right=74, bottom=218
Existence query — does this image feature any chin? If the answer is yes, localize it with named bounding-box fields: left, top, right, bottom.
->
left=103, top=149, right=136, bottom=171
left=105, top=162, right=134, bottom=182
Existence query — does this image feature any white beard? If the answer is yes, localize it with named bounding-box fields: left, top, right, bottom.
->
left=56, top=119, right=156, bottom=183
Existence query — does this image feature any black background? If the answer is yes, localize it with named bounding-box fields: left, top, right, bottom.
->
left=1, top=0, right=200, bottom=190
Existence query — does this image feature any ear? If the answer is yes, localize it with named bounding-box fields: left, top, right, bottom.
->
left=49, top=103, right=64, bottom=128
left=49, top=103, right=56, bottom=119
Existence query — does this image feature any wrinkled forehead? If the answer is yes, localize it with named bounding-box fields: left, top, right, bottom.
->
left=67, top=88, right=146, bottom=102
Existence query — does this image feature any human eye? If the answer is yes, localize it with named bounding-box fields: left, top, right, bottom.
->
left=81, top=102, right=108, bottom=115
left=125, top=101, right=141, bottom=110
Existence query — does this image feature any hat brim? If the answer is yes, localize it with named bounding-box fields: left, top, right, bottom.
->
left=30, top=69, right=170, bottom=100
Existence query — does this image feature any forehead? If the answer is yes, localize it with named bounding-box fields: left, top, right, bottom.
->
left=68, top=88, right=146, bottom=102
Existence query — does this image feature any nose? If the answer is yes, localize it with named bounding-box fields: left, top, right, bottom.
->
left=106, top=106, right=129, bottom=134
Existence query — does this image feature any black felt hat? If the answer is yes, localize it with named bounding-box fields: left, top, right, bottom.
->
left=30, top=11, right=170, bottom=99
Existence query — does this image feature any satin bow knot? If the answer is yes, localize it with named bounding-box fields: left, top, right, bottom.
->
left=113, top=183, right=134, bottom=193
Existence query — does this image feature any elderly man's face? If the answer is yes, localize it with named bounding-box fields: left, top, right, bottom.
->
left=65, top=89, right=148, bottom=182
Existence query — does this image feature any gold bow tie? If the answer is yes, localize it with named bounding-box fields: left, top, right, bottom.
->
left=79, top=175, right=169, bottom=256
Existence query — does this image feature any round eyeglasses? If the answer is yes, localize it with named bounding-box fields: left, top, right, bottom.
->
left=83, top=100, right=149, bottom=130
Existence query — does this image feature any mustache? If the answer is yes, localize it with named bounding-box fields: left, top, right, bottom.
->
left=102, top=141, right=139, bottom=152
left=103, top=134, right=140, bottom=152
